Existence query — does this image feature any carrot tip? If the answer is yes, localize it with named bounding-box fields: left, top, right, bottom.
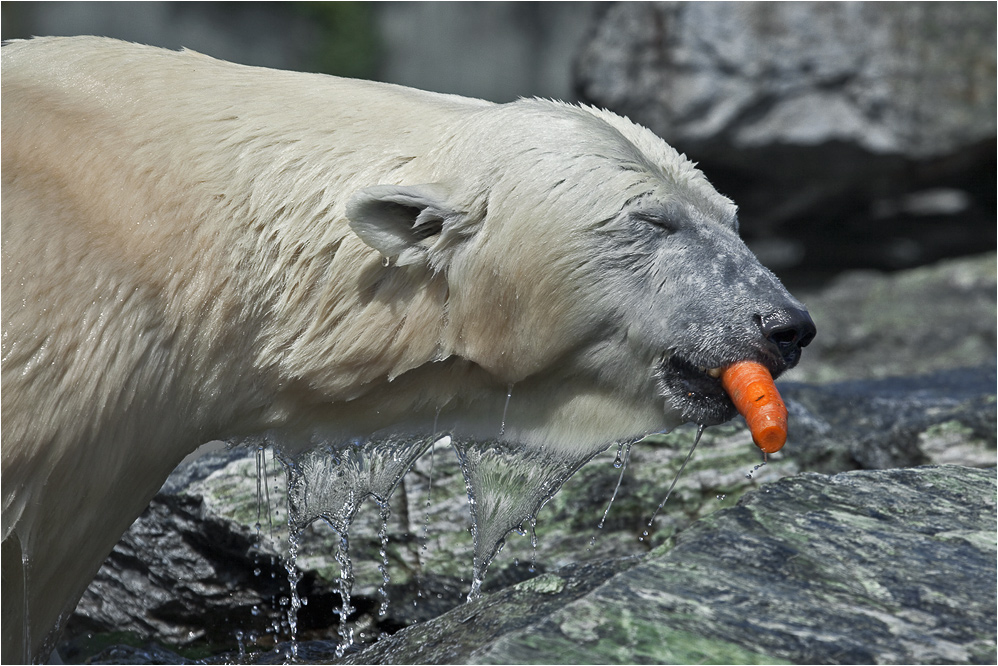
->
left=753, top=423, right=787, bottom=453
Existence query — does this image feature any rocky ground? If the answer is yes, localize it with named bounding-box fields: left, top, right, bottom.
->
left=343, top=466, right=995, bottom=666
left=60, top=252, right=997, bottom=664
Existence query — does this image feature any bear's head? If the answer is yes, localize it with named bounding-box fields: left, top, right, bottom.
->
left=344, top=100, right=814, bottom=455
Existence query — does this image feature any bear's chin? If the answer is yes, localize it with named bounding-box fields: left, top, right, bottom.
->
left=657, top=354, right=738, bottom=427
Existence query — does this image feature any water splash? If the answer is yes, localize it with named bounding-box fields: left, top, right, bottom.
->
left=451, top=438, right=608, bottom=600
left=640, top=424, right=705, bottom=542
left=279, top=436, right=433, bottom=533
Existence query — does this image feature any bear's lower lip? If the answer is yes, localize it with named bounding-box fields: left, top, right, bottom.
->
left=658, top=354, right=737, bottom=426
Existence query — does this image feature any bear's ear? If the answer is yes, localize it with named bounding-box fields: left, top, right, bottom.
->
left=346, top=184, right=468, bottom=269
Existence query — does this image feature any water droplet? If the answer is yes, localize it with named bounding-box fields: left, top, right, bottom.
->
left=613, top=441, right=625, bottom=469
left=234, top=630, right=246, bottom=660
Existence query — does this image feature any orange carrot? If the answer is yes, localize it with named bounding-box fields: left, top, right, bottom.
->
left=720, top=360, right=788, bottom=453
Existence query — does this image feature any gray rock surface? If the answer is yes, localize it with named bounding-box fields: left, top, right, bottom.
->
left=575, top=3, right=996, bottom=276
left=60, top=493, right=301, bottom=661
left=344, top=465, right=996, bottom=666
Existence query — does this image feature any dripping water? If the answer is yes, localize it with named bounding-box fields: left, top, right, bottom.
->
left=745, top=459, right=768, bottom=479
left=453, top=438, right=609, bottom=601
left=498, top=384, right=513, bottom=437
left=526, top=516, right=538, bottom=573
left=415, top=444, right=435, bottom=610
left=274, top=434, right=432, bottom=656
left=234, top=410, right=618, bottom=652
left=589, top=440, right=634, bottom=552
left=601, top=440, right=633, bottom=530
left=640, top=424, right=705, bottom=542
left=249, top=444, right=288, bottom=657
left=416, top=433, right=450, bottom=611
left=467, top=573, right=485, bottom=602
left=254, top=445, right=273, bottom=537
left=283, top=526, right=303, bottom=661
left=250, top=446, right=272, bottom=570
left=375, top=500, right=392, bottom=617
left=612, top=442, right=625, bottom=468
left=420, top=439, right=438, bottom=555
left=330, top=527, right=355, bottom=656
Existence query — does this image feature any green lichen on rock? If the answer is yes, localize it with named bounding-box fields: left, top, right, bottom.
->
left=516, top=574, right=565, bottom=596
left=919, top=419, right=997, bottom=467
left=474, top=610, right=784, bottom=665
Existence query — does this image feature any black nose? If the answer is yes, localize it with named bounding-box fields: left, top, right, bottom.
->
left=759, top=306, right=816, bottom=367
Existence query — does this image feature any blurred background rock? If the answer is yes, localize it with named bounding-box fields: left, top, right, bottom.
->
left=0, top=2, right=597, bottom=105
left=576, top=2, right=996, bottom=284
left=3, top=1, right=994, bottom=287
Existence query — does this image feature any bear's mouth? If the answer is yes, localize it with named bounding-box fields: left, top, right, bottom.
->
left=656, top=353, right=738, bottom=427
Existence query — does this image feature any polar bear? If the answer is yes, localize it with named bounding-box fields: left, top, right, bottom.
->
left=1, top=36, right=814, bottom=661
